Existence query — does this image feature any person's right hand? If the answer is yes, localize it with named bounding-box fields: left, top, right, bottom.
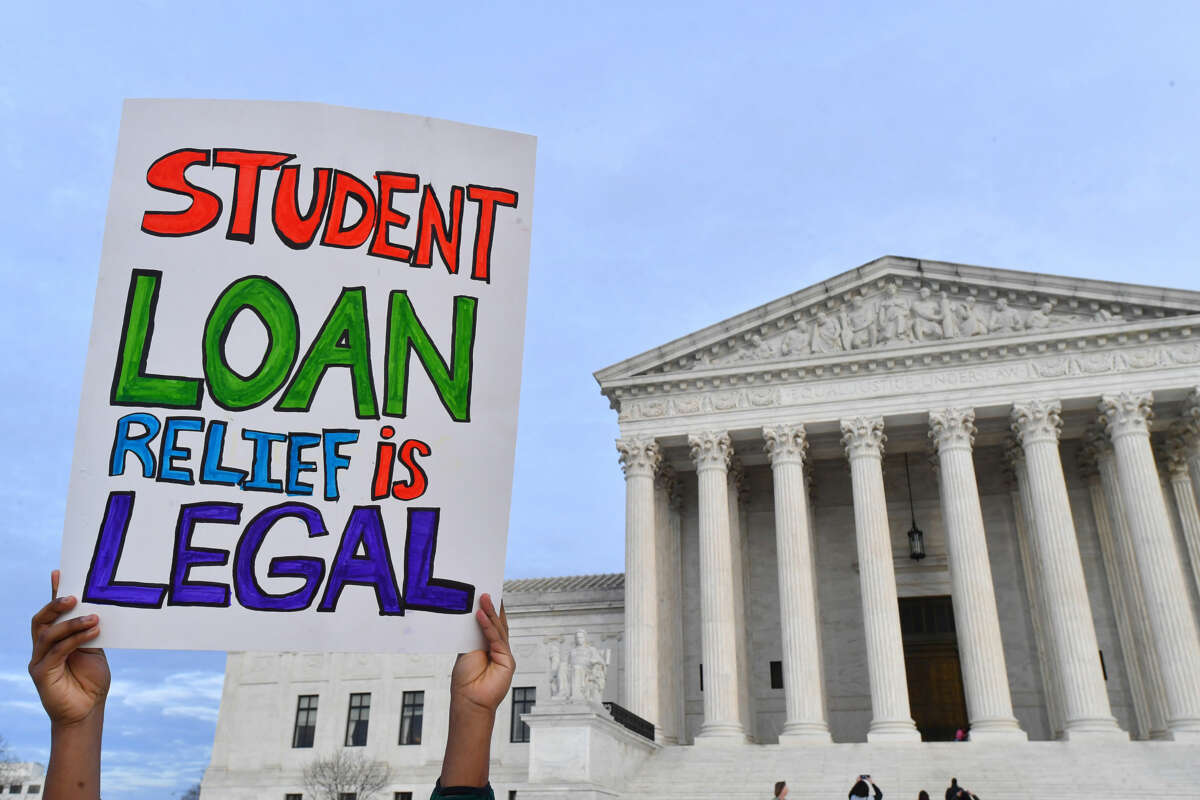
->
left=448, top=593, right=514, bottom=715
left=29, top=570, right=111, bottom=728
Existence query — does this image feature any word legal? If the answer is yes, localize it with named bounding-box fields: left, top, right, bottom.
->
left=82, top=491, right=473, bottom=615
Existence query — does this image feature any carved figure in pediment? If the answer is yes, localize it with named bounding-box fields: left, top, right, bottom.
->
left=939, top=292, right=959, bottom=338
left=738, top=332, right=775, bottom=361
left=987, top=298, right=1023, bottom=334
left=911, top=286, right=945, bottom=341
left=1093, top=307, right=1124, bottom=323
left=810, top=311, right=843, bottom=354
left=877, top=283, right=912, bottom=344
left=780, top=322, right=809, bottom=357
left=1026, top=301, right=1054, bottom=330
left=954, top=295, right=987, bottom=337
left=842, top=295, right=878, bottom=349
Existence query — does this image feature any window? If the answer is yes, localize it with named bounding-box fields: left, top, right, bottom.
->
left=345, top=692, right=371, bottom=746
left=26, top=790, right=40, bottom=796
left=698, top=663, right=703, bottom=692
left=399, top=690, right=424, bottom=745
left=9, top=787, right=19, bottom=795
left=769, top=660, right=783, bottom=690
left=292, top=695, right=318, bottom=748
left=286, top=795, right=302, bottom=800
left=395, top=793, right=413, bottom=800
left=510, top=686, right=536, bottom=743
left=338, top=794, right=356, bottom=800
left=508, top=792, right=518, bottom=800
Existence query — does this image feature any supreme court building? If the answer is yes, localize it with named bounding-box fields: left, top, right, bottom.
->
left=204, top=257, right=1200, bottom=798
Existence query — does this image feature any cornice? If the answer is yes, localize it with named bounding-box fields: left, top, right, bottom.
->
left=604, top=313, right=1199, bottom=406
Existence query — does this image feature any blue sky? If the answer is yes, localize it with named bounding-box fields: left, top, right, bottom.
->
left=3, top=2, right=1200, bottom=797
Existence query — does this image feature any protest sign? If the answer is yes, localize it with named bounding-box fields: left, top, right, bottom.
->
left=57, top=99, right=535, bottom=653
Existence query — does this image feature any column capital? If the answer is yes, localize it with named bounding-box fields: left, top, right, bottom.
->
left=1162, top=425, right=1193, bottom=480
left=929, top=408, right=977, bottom=453
left=689, top=430, right=732, bottom=473
left=656, top=463, right=684, bottom=510
left=841, top=416, right=886, bottom=460
left=728, top=456, right=749, bottom=507
left=1099, top=392, right=1154, bottom=440
left=764, top=423, right=808, bottom=466
left=1184, top=386, right=1200, bottom=436
left=1003, top=436, right=1025, bottom=469
left=1077, top=425, right=1109, bottom=477
left=616, top=436, right=661, bottom=478
left=1011, top=399, right=1063, bottom=445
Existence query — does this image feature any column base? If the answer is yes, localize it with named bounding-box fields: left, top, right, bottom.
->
left=866, top=719, right=921, bottom=742
left=966, top=717, right=1027, bottom=742
left=1061, top=717, right=1128, bottom=741
left=778, top=721, right=833, bottom=744
left=694, top=721, right=751, bottom=745
left=1164, top=720, right=1200, bottom=742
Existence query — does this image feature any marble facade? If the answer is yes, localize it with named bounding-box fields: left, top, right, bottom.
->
left=597, top=256, right=1200, bottom=747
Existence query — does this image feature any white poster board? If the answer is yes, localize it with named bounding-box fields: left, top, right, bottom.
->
left=58, top=99, right=535, bottom=653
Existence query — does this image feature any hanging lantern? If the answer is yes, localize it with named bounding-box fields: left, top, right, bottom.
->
left=904, top=452, right=926, bottom=561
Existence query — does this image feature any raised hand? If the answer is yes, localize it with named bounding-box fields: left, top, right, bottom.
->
left=449, top=593, right=514, bottom=715
left=28, top=570, right=110, bottom=728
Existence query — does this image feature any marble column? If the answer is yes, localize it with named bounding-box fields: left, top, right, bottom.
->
left=1004, top=443, right=1065, bottom=739
left=655, top=465, right=685, bottom=745
left=617, top=436, right=662, bottom=729
left=1100, top=392, right=1200, bottom=739
left=1165, top=429, right=1200, bottom=602
left=763, top=423, right=831, bottom=742
left=840, top=416, right=920, bottom=741
left=1185, top=388, right=1200, bottom=503
left=1091, top=431, right=1169, bottom=739
left=1010, top=399, right=1124, bottom=739
left=688, top=431, right=748, bottom=743
left=726, top=458, right=755, bottom=739
left=928, top=409, right=1025, bottom=740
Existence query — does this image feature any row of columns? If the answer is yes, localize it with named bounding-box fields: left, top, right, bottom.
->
left=617, top=388, right=1200, bottom=744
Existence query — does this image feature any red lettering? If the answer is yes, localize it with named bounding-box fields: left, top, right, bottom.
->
left=321, top=170, right=377, bottom=249
left=213, top=149, right=294, bottom=244
left=466, top=185, right=518, bottom=282
left=413, top=185, right=464, bottom=274
left=272, top=166, right=332, bottom=249
left=140, top=149, right=223, bottom=237
left=367, top=172, right=419, bottom=263
left=392, top=439, right=431, bottom=501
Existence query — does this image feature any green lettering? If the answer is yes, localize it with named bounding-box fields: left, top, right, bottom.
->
left=277, top=287, right=378, bottom=418
left=203, top=276, right=299, bottom=410
left=384, top=292, right=477, bottom=422
left=110, top=269, right=203, bottom=408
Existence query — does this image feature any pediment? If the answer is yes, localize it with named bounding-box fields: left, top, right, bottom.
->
left=595, top=256, right=1200, bottom=384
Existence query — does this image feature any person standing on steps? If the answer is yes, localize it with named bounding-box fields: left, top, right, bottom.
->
left=773, top=780, right=789, bottom=798
left=849, top=773, right=882, bottom=799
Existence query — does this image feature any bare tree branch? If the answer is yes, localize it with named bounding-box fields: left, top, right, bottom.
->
left=302, top=750, right=392, bottom=800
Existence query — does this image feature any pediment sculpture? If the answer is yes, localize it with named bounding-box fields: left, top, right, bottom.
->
left=674, top=281, right=1142, bottom=372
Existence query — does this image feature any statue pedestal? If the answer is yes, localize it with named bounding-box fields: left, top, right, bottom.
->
left=522, top=702, right=660, bottom=800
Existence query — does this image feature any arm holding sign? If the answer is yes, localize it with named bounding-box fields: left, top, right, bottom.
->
left=433, top=593, right=514, bottom=799
left=29, top=571, right=110, bottom=800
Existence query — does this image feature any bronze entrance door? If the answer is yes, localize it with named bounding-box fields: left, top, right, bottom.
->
left=900, top=595, right=968, bottom=741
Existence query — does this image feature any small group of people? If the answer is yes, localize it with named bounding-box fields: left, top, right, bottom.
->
left=771, top=774, right=979, bottom=800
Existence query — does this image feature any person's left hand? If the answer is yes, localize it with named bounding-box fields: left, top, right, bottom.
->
left=29, top=570, right=111, bottom=728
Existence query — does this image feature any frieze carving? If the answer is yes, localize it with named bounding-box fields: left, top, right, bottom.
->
left=618, top=343, right=1200, bottom=421
left=659, top=280, right=1148, bottom=375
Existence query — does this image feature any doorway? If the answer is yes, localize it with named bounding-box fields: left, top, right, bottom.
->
left=900, top=595, right=968, bottom=741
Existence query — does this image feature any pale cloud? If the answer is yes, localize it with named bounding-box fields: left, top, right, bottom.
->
left=109, top=671, right=224, bottom=721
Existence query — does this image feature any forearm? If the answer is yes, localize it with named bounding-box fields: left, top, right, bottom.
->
left=45, top=703, right=104, bottom=800
left=438, top=700, right=495, bottom=788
